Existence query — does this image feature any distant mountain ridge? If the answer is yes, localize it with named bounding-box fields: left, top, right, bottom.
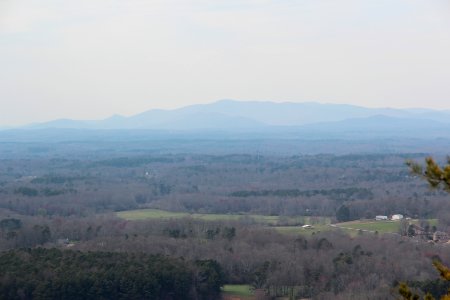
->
left=25, top=99, right=450, bottom=132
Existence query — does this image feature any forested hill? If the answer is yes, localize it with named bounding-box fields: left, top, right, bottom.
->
left=0, top=248, right=224, bottom=300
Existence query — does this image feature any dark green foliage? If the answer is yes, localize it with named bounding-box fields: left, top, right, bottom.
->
left=164, top=228, right=186, bottom=238
left=31, top=175, right=87, bottom=185
left=251, top=262, right=270, bottom=289
left=14, top=187, right=38, bottom=197
left=230, top=187, right=373, bottom=201
left=317, top=238, right=333, bottom=250
left=399, top=156, right=450, bottom=300
left=336, top=205, right=350, bottom=222
left=221, top=227, right=236, bottom=240
left=399, top=282, right=421, bottom=300
left=408, top=225, right=416, bottom=237
left=407, top=157, right=450, bottom=192
left=0, top=219, right=22, bottom=231
left=32, top=225, right=51, bottom=244
left=333, top=252, right=353, bottom=266
left=205, top=228, right=220, bottom=240
left=194, top=260, right=225, bottom=298
left=408, top=279, right=450, bottom=299
left=13, top=187, right=72, bottom=197
left=41, top=188, right=74, bottom=196
left=93, top=156, right=182, bottom=168
left=150, top=183, right=172, bottom=196
left=0, top=248, right=224, bottom=300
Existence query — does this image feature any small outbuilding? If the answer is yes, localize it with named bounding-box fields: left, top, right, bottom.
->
left=391, top=214, right=404, bottom=221
left=375, top=215, right=388, bottom=221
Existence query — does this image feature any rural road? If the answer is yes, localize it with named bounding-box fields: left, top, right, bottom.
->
left=329, top=224, right=400, bottom=236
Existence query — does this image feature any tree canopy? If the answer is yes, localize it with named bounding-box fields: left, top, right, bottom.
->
left=0, top=248, right=224, bottom=300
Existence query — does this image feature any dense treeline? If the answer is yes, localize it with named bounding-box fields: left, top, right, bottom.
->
left=1, top=214, right=449, bottom=299
left=68, top=223, right=450, bottom=299
left=1, top=140, right=450, bottom=299
left=230, top=187, right=373, bottom=201
left=0, top=248, right=223, bottom=300
left=1, top=152, right=449, bottom=223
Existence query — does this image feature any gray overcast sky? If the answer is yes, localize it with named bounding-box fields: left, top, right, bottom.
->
left=1, top=0, right=450, bottom=126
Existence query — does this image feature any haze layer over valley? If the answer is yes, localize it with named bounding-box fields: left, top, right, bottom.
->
left=2, top=0, right=450, bottom=299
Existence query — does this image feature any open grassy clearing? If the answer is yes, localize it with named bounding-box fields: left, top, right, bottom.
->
left=222, top=285, right=254, bottom=298
left=335, top=219, right=438, bottom=234
left=117, top=209, right=439, bottom=237
left=274, top=219, right=439, bottom=236
left=336, top=220, right=401, bottom=234
left=117, top=208, right=330, bottom=226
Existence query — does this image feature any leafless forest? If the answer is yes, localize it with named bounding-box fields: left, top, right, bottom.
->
left=1, top=133, right=450, bottom=299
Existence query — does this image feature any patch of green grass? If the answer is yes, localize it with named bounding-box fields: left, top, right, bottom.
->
left=335, top=219, right=439, bottom=234
left=222, top=285, right=253, bottom=297
left=118, top=209, right=438, bottom=237
left=337, top=220, right=400, bottom=234
left=117, top=209, right=330, bottom=226
left=117, top=209, right=273, bottom=223
left=275, top=218, right=440, bottom=237
left=117, top=209, right=188, bottom=220
left=428, top=219, right=439, bottom=227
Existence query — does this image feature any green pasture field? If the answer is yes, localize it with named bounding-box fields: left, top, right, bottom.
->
left=222, top=285, right=253, bottom=298
left=273, top=218, right=438, bottom=236
left=117, top=209, right=437, bottom=237
left=335, top=219, right=438, bottom=234
left=117, top=208, right=330, bottom=226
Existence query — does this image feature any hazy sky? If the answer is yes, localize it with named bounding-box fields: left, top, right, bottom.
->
left=1, top=0, right=450, bottom=126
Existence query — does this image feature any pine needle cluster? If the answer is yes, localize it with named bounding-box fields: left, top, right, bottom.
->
left=406, top=157, right=450, bottom=192
left=399, top=157, right=450, bottom=299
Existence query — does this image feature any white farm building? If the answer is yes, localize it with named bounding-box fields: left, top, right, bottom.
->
left=391, top=214, right=404, bottom=220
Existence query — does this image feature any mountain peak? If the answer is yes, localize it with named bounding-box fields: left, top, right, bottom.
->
left=22, top=100, right=450, bottom=130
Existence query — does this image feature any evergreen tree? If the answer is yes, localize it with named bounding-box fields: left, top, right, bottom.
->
left=406, top=157, right=450, bottom=192
left=399, top=157, right=450, bottom=300
left=336, top=204, right=350, bottom=222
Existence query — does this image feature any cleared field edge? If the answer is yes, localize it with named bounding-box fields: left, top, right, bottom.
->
left=117, top=209, right=438, bottom=236
left=222, top=284, right=253, bottom=297
left=334, top=219, right=438, bottom=234
left=116, top=208, right=331, bottom=226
